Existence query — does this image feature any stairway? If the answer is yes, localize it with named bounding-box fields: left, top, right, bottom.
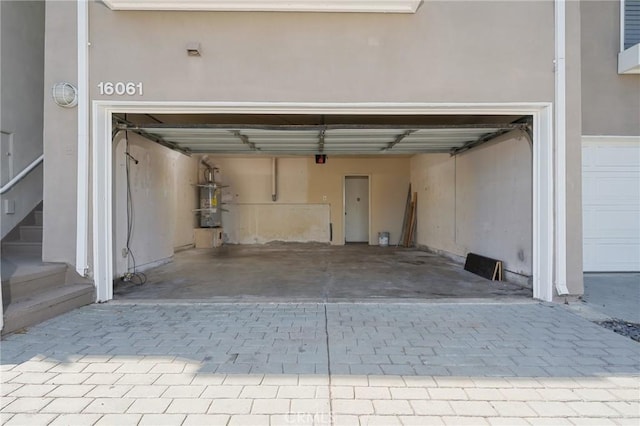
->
left=1, top=208, right=95, bottom=335
left=2, top=210, right=44, bottom=256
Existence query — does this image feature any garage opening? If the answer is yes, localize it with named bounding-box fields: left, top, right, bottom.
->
left=107, top=112, right=534, bottom=301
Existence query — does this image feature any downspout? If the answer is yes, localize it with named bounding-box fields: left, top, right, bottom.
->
left=554, top=0, right=569, bottom=296
left=76, top=0, right=90, bottom=278
left=271, top=157, right=278, bottom=202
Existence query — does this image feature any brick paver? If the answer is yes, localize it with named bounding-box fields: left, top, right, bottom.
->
left=1, top=302, right=639, bottom=425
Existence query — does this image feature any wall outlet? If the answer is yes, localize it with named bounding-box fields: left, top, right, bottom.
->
left=122, top=247, right=129, bottom=257
left=322, top=195, right=327, bottom=202
left=3, top=199, right=15, bottom=214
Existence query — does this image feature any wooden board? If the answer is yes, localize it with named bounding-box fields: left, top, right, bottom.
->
left=464, top=253, right=503, bottom=281
left=398, top=184, right=412, bottom=246
left=408, top=192, right=417, bottom=247
left=404, top=192, right=417, bottom=247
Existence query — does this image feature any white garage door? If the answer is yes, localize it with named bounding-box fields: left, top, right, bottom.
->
left=582, top=137, right=640, bottom=272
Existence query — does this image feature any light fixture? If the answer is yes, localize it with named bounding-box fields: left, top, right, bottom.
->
left=52, top=82, right=78, bottom=108
left=186, top=42, right=201, bottom=57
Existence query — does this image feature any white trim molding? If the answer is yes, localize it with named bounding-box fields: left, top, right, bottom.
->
left=554, top=0, right=569, bottom=296
left=102, top=0, right=422, bottom=13
left=619, top=43, right=640, bottom=74
left=76, top=0, right=90, bottom=278
left=89, top=101, right=556, bottom=303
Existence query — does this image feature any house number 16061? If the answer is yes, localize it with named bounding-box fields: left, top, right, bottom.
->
left=98, top=82, right=143, bottom=96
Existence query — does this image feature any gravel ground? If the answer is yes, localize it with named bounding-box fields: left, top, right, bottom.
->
left=597, top=319, right=640, bottom=342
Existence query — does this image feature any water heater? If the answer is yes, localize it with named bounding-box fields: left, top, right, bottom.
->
left=199, top=184, right=222, bottom=228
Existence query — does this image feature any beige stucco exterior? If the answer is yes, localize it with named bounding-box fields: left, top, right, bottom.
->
left=42, top=0, right=78, bottom=262
left=87, top=1, right=555, bottom=103
left=565, top=0, right=585, bottom=296
left=581, top=1, right=640, bottom=136
left=33, top=0, right=598, bottom=298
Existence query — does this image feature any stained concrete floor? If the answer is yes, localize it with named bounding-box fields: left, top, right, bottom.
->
left=114, top=243, right=532, bottom=301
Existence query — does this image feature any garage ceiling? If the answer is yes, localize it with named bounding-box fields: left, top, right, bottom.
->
left=115, top=115, right=530, bottom=156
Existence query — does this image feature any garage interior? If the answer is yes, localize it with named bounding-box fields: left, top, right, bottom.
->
left=111, top=113, right=534, bottom=301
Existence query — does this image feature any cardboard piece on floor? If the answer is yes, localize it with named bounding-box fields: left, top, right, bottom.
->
left=464, top=253, right=503, bottom=281
left=194, top=227, right=224, bottom=248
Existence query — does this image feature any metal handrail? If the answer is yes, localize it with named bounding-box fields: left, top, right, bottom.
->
left=0, top=154, right=44, bottom=195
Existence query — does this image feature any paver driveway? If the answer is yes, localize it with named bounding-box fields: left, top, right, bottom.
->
left=1, top=301, right=639, bottom=425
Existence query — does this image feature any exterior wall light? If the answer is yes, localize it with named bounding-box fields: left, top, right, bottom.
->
left=52, top=82, right=78, bottom=108
left=186, top=42, right=201, bottom=56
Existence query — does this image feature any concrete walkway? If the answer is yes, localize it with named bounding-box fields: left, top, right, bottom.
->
left=583, top=273, right=640, bottom=323
left=1, top=302, right=639, bottom=425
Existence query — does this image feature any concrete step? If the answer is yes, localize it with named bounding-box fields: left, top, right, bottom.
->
left=19, top=225, right=43, bottom=242
left=1, top=241, right=42, bottom=256
left=34, top=210, right=43, bottom=226
left=2, top=263, right=68, bottom=307
left=2, top=284, right=95, bottom=335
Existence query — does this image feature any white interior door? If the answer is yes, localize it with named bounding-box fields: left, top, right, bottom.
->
left=345, top=176, right=369, bottom=243
left=583, top=137, right=640, bottom=272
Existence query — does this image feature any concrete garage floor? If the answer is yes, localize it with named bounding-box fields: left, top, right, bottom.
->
left=115, top=244, right=531, bottom=301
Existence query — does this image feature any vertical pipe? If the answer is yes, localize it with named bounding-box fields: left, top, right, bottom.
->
left=554, top=0, right=569, bottom=296
left=271, top=157, right=277, bottom=202
left=76, top=0, right=89, bottom=278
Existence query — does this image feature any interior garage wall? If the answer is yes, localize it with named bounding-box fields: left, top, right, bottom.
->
left=308, top=157, right=409, bottom=246
left=113, top=133, right=198, bottom=277
left=410, top=132, right=533, bottom=281
left=210, top=156, right=410, bottom=245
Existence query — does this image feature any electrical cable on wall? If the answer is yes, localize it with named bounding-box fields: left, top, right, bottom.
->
left=123, top=130, right=147, bottom=286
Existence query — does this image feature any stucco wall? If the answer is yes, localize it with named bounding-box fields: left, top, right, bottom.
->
left=42, top=0, right=78, bottom=262
left=113, top=133, right=198, bottom=277
left=87, top=1, right=555, bottom=103
left=566, top=0, right=584, bottom=295
left=212, top=156, right=409, bottom=245
left=0, top=1, right=45, bottom=239
left=410, top=133, right=533, bottom=281
left=581, top=0, right=640, bottom=136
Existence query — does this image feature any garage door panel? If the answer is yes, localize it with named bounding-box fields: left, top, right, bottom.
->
left=582, top=174, right=640, bottom=205
left=582, top=138, right=640, bottom=272
left=584, top=240, right=640, bottom=272
left=583, top=206, right=640, bottom=238
left=583, top=144, right=640, bottom=168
